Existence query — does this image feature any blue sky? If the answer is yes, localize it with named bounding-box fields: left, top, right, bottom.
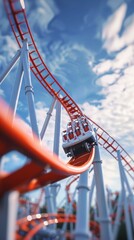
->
left=0, top=0, right=134, bottom=200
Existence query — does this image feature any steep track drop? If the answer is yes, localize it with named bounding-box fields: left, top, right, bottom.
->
left=3, top=0, right=134, bottom=181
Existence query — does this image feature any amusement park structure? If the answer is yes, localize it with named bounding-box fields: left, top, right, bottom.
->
left=0, top=0, right=134, bottom=240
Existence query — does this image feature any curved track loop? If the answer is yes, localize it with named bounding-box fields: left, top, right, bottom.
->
left=3, top=0, right=134, bottom=180
left=0, top=99, right=95, bottom=196
left=16, top=213, right=100, bottom=240
left=4, top=0, right=83, bottom=120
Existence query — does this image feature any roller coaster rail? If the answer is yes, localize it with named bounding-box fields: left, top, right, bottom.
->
left=0, top=0, right=134, bottom=240
left=2, top=0, right=133, bottom=180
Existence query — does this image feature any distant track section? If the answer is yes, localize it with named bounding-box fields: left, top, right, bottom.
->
left=16, top=213, right=100, bottom=240
left=3, top=0, right=134, bottom=180
left=4, top=0, right=83, bottom=120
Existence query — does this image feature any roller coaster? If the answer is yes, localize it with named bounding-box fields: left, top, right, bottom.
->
left=0, top=1, right=134, bottom=240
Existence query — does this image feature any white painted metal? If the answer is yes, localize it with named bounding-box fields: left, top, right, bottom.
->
left=113, top=191, right=123, bottom=240
left=22, top=39, right=40, bottom=138
left=75, top=170, right=91, bottom=240
left=45, top=186, right=55, bottom=214
left=9, top=58, right=23, bottom=119
left=49, top=100, right=62, bottom=216
left=119, top=160, right=134, bottom=228
left=45, top=100, right=61, bottom=230
left=93, top=129, right=112, bottom=240
left=50, top=183, right=61, bottom=212
left=40, top=97, right=56, bottom=139
left=62, top=184, right=77, bottom=234
left=53, top=100, right=61, bottom=155
left=117, top=150, right=133, bottom=240
left=89, top=175, right=95, bottom=211
left=0, top=191, right=19, bottom=240
left=89, top=175, right=95, bottom=233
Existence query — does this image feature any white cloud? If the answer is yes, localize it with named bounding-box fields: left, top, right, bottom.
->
left=102, top=3, right=134, bottom=52
left=0, top=2, right=10, bottom=35
left=124, top=65, right=134, bottom=75
left=122, top=14, right=134, bottom=45
left=80, top=101, right=101, bottom=119
left=0, top=36, right=18, bottom=60
left=92, top=44, right=134, bottom=75
left=102, top=157, right=121, bottom=190
left=114, top=44, right=134, bottom=68
left=92, top=59, right=113, bottom=75
left=96, top=74, right=119, bottom=87
left=50, top=43, right=93, bottom=70
left=85, top=41, right=134, bottom=162
left=84, top=73, right=134, bottom=151
left=29, top=0, right=59, bottom=32
left=1, top=152, right=26, bottom=172
left=102, top=3, right=127, bottom=40
left=44, top=42, right=94, bottom=88
left=104, top=35, right=125, bottom=52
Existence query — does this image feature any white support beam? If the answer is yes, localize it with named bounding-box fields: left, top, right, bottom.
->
left=40, top=97, right=56, bottom=140
left=75, top=170, right=91, bottom=240
left=0, top=191, right=19, bottom=240
left=9, top=56, right=23, bottom=118
left=117, top=150, right=133, bottom=240
left=93, top=129, right=112, bottom=240
left=22, top=39, right=40, bottom=138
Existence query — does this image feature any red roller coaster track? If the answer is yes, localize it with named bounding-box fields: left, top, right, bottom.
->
left=0, top=100, right=95, bottom=195
left=15, top=213, right=100, bottom=240
left=0, top=1, right=134, bottom=239
left=1, top=0, right=134, bottom=193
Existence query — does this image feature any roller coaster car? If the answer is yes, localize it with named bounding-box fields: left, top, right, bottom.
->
left=62, top=117, right=96, bottom=157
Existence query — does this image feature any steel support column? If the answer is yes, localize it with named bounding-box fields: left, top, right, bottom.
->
left=22, top=39, right=40, bottom=138
left=89, top=175, right=95, bottom=227
left=50, top=100, right=61, bottom=212
left=113, top=191, right=123, bottom=240
left=53, top=100, right=61, bottom=155
left=45, top=185, right=56, bottom=231
left=0, top=191, right=19, bottom=240
left=93, top=129, right=112, bottom=240
left=9, top=56, right=23, bottom=118
left=75, top=170, right=91, bottom=240
left=117, top=150, right=133, bottom=240
left=40, top=97, right=56, bottom=139
left=119, top=158, right=134, bottom=228
left=45, top=100, right=61, bottom=230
